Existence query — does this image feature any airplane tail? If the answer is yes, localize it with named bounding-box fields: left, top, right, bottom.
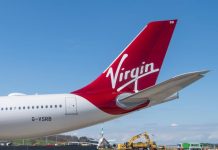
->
left=73, top=20, right=177, bottom=95
left=72, top=20, right=177, bottom=114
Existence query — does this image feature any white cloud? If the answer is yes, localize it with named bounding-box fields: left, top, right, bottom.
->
left=208, top=132, right=218, bottom=140
left=171, top=123, right=179, bottom=127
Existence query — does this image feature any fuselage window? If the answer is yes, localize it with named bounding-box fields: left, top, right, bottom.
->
left=0, top=105, right=62, bottom=111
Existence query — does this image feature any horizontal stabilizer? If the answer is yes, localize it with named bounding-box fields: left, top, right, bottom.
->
left=117, top=70, right=208, bottom=109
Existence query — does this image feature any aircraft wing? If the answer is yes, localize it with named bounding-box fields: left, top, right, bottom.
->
left=117, top=70, right=208, bottom=109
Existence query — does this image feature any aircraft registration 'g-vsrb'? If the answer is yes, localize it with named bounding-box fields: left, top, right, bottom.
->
left=0, top=20, right=208, bottom=139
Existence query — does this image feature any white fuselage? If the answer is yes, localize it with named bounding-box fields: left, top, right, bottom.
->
left=0, top=94, right=117, bottom=139
left=0, top=20, right=182, bottom=140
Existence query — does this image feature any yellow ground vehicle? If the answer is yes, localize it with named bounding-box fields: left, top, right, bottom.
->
left=117, top=132, right=157, bottom=150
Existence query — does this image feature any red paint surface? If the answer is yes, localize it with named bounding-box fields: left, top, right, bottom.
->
left=72, top=20, right=177, bottom=115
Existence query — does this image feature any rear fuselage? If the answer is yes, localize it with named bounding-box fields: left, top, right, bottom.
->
left=0, top=20, right=179, bottom=139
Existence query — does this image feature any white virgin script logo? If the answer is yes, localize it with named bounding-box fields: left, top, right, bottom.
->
left=106, top=54, right=159, bottom=92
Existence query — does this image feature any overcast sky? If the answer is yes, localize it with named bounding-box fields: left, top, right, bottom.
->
left=0, top=0, right=217, bottom=145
